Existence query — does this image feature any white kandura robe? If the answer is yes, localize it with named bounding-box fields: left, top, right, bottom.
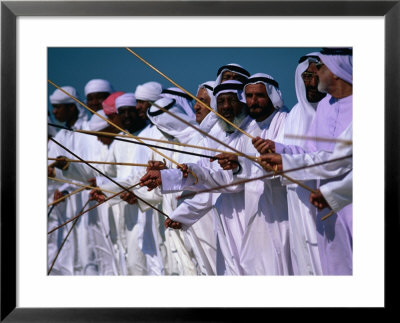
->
left=236, top=110, right=293, bottom=275
left=48, top=118, right=99, bottom=275
left=277, top=58, right=323, bottom=275
left=172, top=112, right=219, bottom=275
left=60, top=135, right=120, bottom=275
left=95, top=124, right=166, bottom=275
left=98, top=126, right=164, bottom=275
left=146, top=123, right=199, bottom=276
left=48, top=143, right=74, bottom=275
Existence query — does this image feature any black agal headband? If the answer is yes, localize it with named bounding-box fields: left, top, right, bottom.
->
left=216, top=65, right=250, bottom=78
left=244, top=77, right=279, bottom=89
left=161, top=89, right=192, bottom=101
left=148, top=99, right=176, bottom=117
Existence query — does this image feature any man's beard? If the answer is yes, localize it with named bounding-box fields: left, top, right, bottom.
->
left=317, top=79, right=329, bottom=94
left=126, top=119, right=147, bottom=133
left=306, top=86, right=326, bottom=103
left=218, top=110, right=247, bottom=133
left=247, top=101, right=274, bottom=120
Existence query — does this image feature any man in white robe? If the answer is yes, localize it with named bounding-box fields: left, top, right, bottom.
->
left=143, top=81, right=219, bottom=275
left=172, top=81, right=218, bottom=275
left=154, top=83, right=220, bottom=275
left=91, top=92, right=164, bottom=275
left=144, top=97, right=200, bottom=275
left=48, top=86, right=100, bottom=275
left=253, top=48, right=353, bottom=275
left=93, top=82, right=167, bottom=275
left=277, top=54, right=327, bottom=275
left=59, top=92, right=127, bottom=275
left=48, top=115, right=72, bottom=275
left=84, top=78, right=114, bottom=115
left=235, top=73, right=292, bottom=275
left=155, top=80, right=249, bottom=275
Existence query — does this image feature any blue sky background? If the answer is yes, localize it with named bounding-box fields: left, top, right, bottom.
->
left=48, top=47, right=321, bottom=120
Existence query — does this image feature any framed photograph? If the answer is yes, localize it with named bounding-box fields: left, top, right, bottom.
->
left=1, top=0, right=398, bottom=321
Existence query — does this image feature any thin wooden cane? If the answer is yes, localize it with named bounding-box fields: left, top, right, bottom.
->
left=285, top=134, right=353, bottom=145
left=48, top=187, right=86, bottom=207
left=47, top=197, right=91, bottom=275
left=48, top=183, right=140, bottom=234
left=48, top=176, right=116, bottom=195
left=49, top=157, right=149, bottom=168
left=125, top=47, right=254, bottom=140
left=321, top=210, right=335, bottom=221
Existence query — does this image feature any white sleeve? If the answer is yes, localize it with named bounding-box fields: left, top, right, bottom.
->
left=61, top=161, right=97, bottom=182
left=169, top=192, right=214, bottom=230
left=282, top=143, right=352, bottom=181
left=161, top=163, right=243, bottom=194
left=319, top=171, right=352, bottom=213
left=281, top=123, right=352, bottom=181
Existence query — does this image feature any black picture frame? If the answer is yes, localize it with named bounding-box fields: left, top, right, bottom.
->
left=1, top=0, right=399, bottom=321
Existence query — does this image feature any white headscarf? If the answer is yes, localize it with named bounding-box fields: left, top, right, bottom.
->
left=147, top=97, right=197, bottom=144
left=295, top=53, right=320, bottom=111
left=161, top=87, right=195, bottom=118
left=215, top=63, right=250, bottom=85
left=134, top=81, right=162, bottom=101
left=88, top=109, right=108, bottom=131
left=213, top=80, right=246, bottom=104
left=316, top=48, right=353, bottom=84
left=197, top=80, right=216, bottom=110
left=285, top=54, right=321, bottom=145
left=84, top=79, right=114, bottom=96
left=116, top=92, right=137, bottom=110
left=49, top=85, right=87, bottom=120
left=196, top=81, right=218, bottom=131
left=244, top=73, right=284, bottom=109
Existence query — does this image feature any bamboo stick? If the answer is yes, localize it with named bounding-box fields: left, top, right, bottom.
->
left=48, top=176, right=116, bottom=195
left=285, top=134, right=352, bottom=145
left=48, top=187, right=85, bottom=207
left=321, top=210, right=335, bottom=221
left=48, top=157, right=148, bottom=168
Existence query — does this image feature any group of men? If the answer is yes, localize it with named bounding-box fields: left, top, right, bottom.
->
left=47, top=47, right=353, bottom=276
